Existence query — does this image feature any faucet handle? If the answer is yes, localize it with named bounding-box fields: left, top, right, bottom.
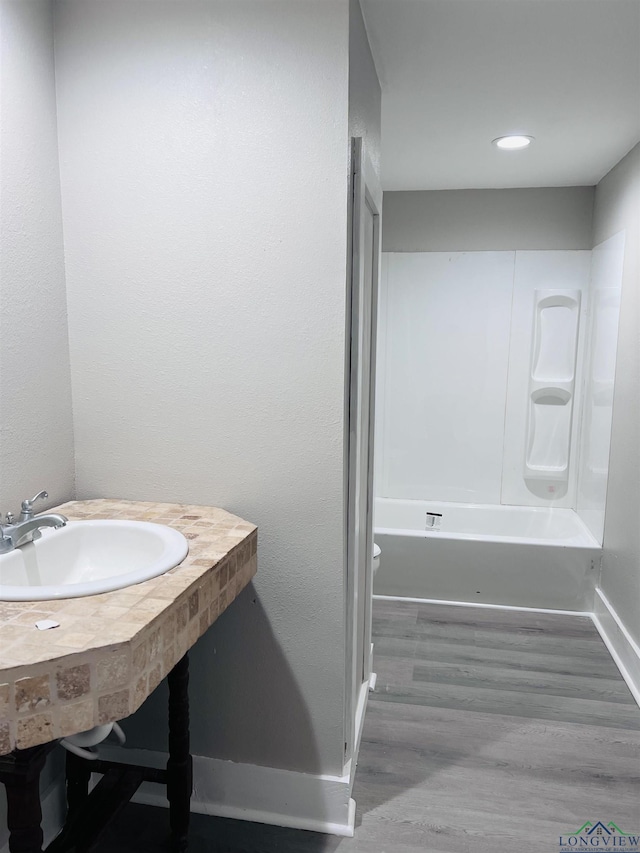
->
left=20, top=490, right=48, bottom=515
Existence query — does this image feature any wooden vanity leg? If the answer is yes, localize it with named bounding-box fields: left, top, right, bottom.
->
left=64, top=751, right=92, bottom=820
left=0, top=746, right=51, bottom=853
left=4, top=776, right=43, bottom=853
left=167, top=653, right=192, bottom=852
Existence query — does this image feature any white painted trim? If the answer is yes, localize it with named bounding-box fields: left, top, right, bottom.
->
left=344, top=136, right=381, bottom=768
left=98, top=746, right=355, bottom=838
left=592, top=588, right=640, bottom=707
left=346, top=678, right=370, bottom=795
left=373, top=593, right=592, bottom=618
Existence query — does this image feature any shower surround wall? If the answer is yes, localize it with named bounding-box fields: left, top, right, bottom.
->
left=576, top=231, right=626, bottom=543
left=377, top=249, right=592, bottom=509
left=378, top=187, right=596, bottom=520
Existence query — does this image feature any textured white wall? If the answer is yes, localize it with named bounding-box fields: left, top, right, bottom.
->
left=0, top=0, right=74, bottom=843
left=348, top=0, right=381, bottom=503
left=382, top=187, right=594, bottom=252
left=55, top=0, right=350, bottom=776
left=349, top=0, right=381, bottom=181
left=0, top=0, right=75, bottom=514
left=592, top=142, right=640, bottom=645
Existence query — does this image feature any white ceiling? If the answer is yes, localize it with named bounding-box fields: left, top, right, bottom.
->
left=360, top=0, right=640, bottom=190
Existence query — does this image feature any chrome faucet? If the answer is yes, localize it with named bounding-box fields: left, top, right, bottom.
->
left=18, top=490, right=49, bottom=522
left=0, top=490, right=68, bottom=554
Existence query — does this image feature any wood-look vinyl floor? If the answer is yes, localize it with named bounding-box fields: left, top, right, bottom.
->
left=95, top=600, right=640, bottom=852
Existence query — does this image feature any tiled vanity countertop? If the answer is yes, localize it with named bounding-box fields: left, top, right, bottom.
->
left=0, top=500, right=257, bottom=755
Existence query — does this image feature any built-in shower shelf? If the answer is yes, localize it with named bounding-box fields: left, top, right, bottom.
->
left=524, top=289, right=581, bottom=493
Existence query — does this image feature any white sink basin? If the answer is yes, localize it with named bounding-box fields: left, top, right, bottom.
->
left=0, top=520, right=189, bottom=601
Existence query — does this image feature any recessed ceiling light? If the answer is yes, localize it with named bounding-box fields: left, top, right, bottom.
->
left=492, top=135, right=534, bottom=150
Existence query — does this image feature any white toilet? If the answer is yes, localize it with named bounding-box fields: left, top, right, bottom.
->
left=373, top=542, right=381, bottom=577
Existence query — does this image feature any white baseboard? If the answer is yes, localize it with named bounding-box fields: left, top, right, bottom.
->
left=373, top=593, right=592, bottom=618
left=592, top=587, right=640, bottom=707
left=99, top=745, right=355, bottom=838
left=0, top=748, right=355, bottom=850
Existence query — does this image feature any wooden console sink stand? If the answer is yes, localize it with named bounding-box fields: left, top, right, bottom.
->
left=0, top=500, right=258, bottom=853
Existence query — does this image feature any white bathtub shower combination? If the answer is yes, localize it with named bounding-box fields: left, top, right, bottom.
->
left=374, top=498, right=601, bottom=611
left=372, top=245, right=625, bottom=613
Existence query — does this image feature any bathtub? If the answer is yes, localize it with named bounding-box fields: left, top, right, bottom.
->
left=374, top=498, right=602, bottom=611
